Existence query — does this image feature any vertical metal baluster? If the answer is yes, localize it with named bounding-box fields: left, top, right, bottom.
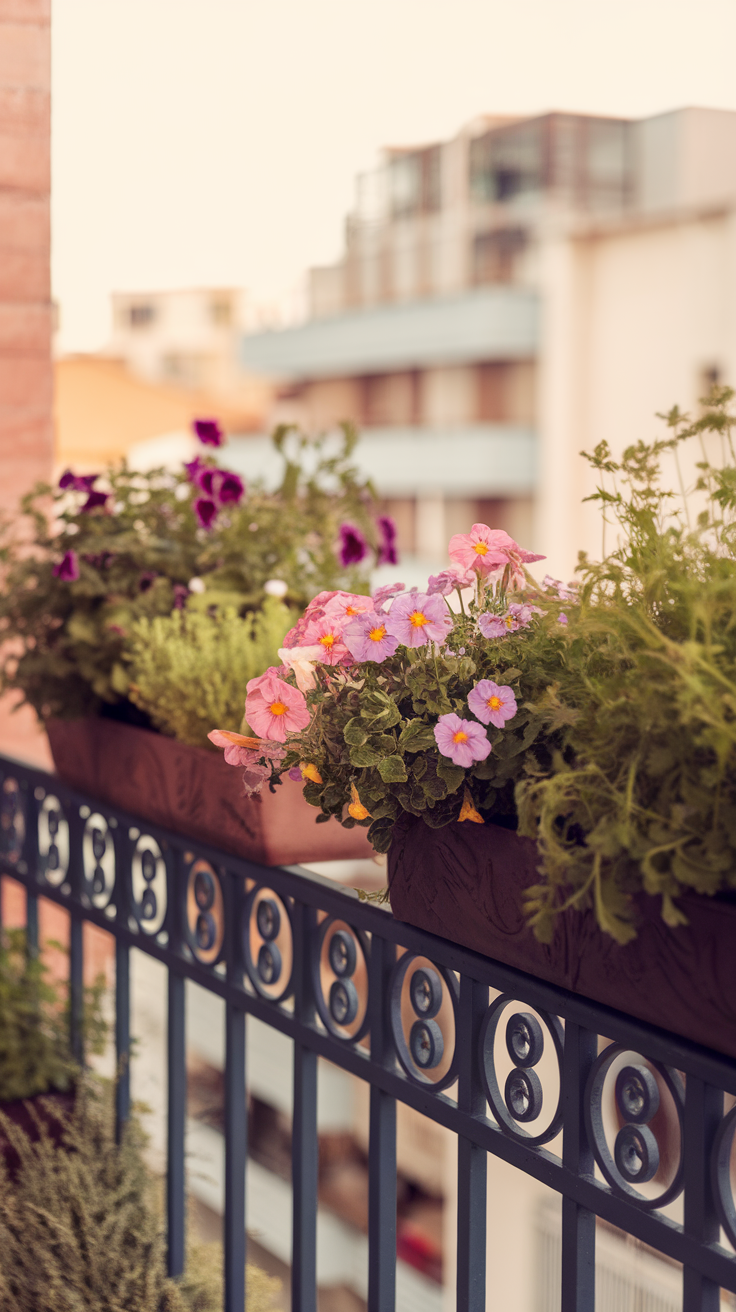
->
left=683, top=1075, right=722, bottom=1311
left=167, top=968, right=187, bottom=1279
left=115, top=941, right=130, bottom=1141
left=561, top=1021, right=597, bottom=1311
left=456, top=975, right=488, bottom=1312
left=26, top=889, right=39, bottom=956
left=224, top=872, right=246, bottom=1312
left=69, top=912, right=84, bottom=1065
left=291, top=899, right=318, bottom=1312
left=368, top=934, right=397, bottom=1312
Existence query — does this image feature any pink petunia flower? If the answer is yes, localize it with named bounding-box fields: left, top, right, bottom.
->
left=245, top=671, right=310, bottom=742
left=433, top=714, right=492, bottom=768
left=343, top=611, right=400, bottom=662
left=372, top=581, right=405, bottom=612
left=52, top=550, right=80, bottom=581
left=385, top=592, right=453, bottom=648
left=427, top=564, right=476, bottom=596
left=302, top=616, right=350, bottom=666
left=467, top=680, right=518, bottom=728
left=449, top=524, right=545, bottom=582
left=323, top=592, right=373, bottom=626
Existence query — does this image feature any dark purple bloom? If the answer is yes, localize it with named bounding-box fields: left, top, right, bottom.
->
left=138, top=571, right=157, bottom=593
left=184, top=455, right=205, bottom=483
left=377, top=515, right=399, bottom=566
left=193, top=496, right=218, bottom=530
left=217, top=470, right=244, bottom=504
left=198, top=468, right=216, bottom=496
left=52, top=550, right=79, bottom=581
left=59, top=469, right=100, bottom=493
left=338, top=523, right=369, bottom=567
left=173, top=584, right=189, bottom=610
left=192, top=418, right=224, bottom=447
left=81, top=489, right=109, bottom=512
left=83, top=551, right=115, bottom=570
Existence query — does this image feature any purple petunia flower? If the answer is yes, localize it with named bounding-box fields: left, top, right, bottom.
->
left=338, top=523, right=369, bottom=567
left=217, top=470, right=245, bottom=504
left=192, top=418, right=224, bottom=447
left=343, top=610, right=400, bottom=663
left=434, top=713, right=492, bottom=768
left=173, top=584, right=189, bottom=610
left=59, top=470, right=99, bottom=493
left=139, top=571, right=157, bottom=593
left=184, top=455, right=205, bottom=483
left=467, top=680, right=518, bottom=729
left=52, top=550, right=80, bottom=582
left=81, top=489, right=109, bottom=512
left=193, top=496, right=218, bottom=530
left=385, top=592, right=453, bottom=648
left=377, top=515, right=399, bottom=566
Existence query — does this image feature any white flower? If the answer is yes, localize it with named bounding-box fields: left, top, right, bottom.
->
left=174, top=483, right=191, bottom=501
left=278, top=644, right=324, bottom=692
left=188, top=577, right=206, bottom=594
left=264, top=578, right=288, bottom=598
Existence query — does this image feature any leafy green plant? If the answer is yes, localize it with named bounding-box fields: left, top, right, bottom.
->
left=0, top=1078, right=280, bottom=1312
left=212, top=389, right=736, bottom=942
left=0, top=929, right=105, bottom=1103
left=126, top=598, right=294, bottom=748
left=0, top=423, right=384, bottom=725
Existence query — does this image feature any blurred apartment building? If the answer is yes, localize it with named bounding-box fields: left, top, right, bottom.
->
left=240, top=106, right=736, bottom=578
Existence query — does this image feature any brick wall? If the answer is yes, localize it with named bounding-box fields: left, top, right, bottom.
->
left=0, top=0, right=52, bottom=518
left=0, top=0, right=52, bottom=766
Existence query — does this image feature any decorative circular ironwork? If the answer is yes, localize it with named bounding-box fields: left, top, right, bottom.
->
left=37, top=794, right=69, bottom=886
left=82, top=812, right=115, bottom=906
left=312, top=918, right=369, bottom=1042
left=185, top=859, right=224, bottom=964
left=132, top=836, right=167, bottom=933
left=390, top=953, right=459, bottom=1090
left=479, top=996, right=564, bottom=1145
left=712, top=1102, right=736, bottom=1249
left=0, top=777, right=25, bottom=864
left=243, top=885, right=293, bottom=1001
left=584, top=1046, right=684, bottom=1209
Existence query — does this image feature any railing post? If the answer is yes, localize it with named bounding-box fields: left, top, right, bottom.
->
left=683, top=1076, right=722, bottom=1311
left=115, top=940, right=130, bottom=1140
left=167, top=849, right=187, bottom=1280
left=69, top=911, right=84, bottom=1065
left=291, top=899, right=318, bottom=1312
left=367, top=933, right=397, bottom=1312
left=224, top=870, right=246, bottom=1312
left=457, top=975, right=488, bottom=1312
left=561, top=1021, right=597, bottom=1311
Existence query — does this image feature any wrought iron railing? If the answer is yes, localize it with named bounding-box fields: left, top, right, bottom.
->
left=1, top=750, right=736, bottom=1312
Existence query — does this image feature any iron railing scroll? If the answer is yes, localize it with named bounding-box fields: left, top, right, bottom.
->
left=1, top=751, right=736, bottom=1311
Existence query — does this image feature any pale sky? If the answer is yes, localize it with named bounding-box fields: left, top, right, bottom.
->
left=52, top=0, right=736, bottom=353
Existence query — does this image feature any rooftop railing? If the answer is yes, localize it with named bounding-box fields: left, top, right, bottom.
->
left=1, top=750, right=735, bottom=1311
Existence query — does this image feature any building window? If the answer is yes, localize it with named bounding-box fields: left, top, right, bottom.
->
left=388, top=146, right=442, bottom=218
left=472, top=228, right=527, bottom=284
left=128, top=303, right=156, bottom=328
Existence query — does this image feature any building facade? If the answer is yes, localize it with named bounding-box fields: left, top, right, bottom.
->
left=240, top=107, right=736, bottom=579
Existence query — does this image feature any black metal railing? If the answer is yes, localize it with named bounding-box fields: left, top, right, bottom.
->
left=1, top=750, right=736, bottom=1312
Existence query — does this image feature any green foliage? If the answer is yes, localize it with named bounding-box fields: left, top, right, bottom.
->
left=127, top=598, right=294, bottom=747
left=0, top=1078, right=280, bottom=1312
left=0, top=425, right=379, bottom=724
left=516, top=388, right=736, bottom=941
left=0, top=930, right=106, bottom=1103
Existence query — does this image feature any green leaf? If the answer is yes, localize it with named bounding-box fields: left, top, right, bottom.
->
left=377, top=756, right=408, bottom=783
left=343, top=717, right=369, bottom=747
left=436, top=757, right=465, bottom=794
left=399, top=718, right=438, bottom=752
left=349, top=743, right=384, bottom=768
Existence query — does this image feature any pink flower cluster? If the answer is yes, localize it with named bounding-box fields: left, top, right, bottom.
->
left=448, top=524, right=545, bottom=588
left=434, top=680, right=518, bottom=766
left=478, top=602, right=544, bottom=640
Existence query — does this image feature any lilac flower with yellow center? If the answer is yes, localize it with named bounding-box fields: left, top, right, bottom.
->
left=433, top=714, right=491, bottom=768
left=385, top=592, right=453, bottom=648
left=343, top=610, right=400, bottom=663
left=467, top=680, right=517, bottom=729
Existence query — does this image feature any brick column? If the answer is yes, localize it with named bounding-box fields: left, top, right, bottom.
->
left=0, top=0, right=52, bottom=518
left=0, top=0, right=53, bottom=766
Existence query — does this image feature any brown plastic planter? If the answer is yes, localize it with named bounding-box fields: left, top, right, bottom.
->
left=388, top=815, right=736, bottom=1061
left=46, top=718, right=373, bottom=867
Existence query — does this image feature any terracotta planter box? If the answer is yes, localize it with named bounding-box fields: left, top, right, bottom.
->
left=46, top=718, right=373, bottom=867
left=388, top=815, right=736, bottom=1061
